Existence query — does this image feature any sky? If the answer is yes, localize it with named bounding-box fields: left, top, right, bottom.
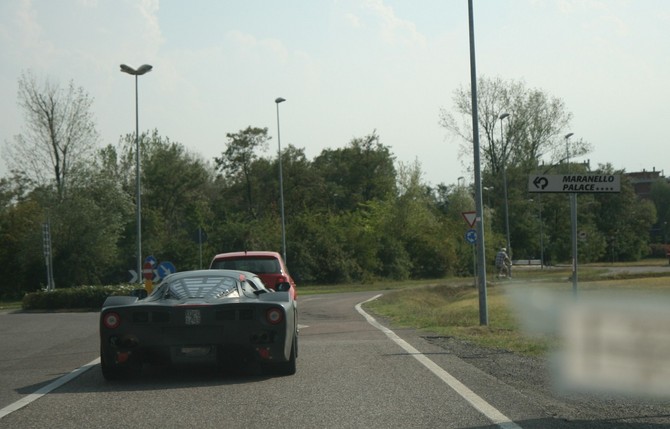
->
left=1, top=0, right=669, bottom=188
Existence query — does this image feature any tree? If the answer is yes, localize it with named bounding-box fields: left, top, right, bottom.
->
left=0, top=188, right=45, bottom=297
left=440, top=76, right=595, bottom=263
left=593, top=166, right=656, bottom=261
left=439, top=76, right=590, bottom=176
left=141, top=132, right=215, bottom=269
left=312, top=132, right=397, bottom=213
left=214, top=126, right=270, bottom=219
left=4, top=70, right=99, bottom=200
left=650, top=179, right=670, bottom=244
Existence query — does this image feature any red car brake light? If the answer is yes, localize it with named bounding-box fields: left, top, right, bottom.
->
left=265, top=307, right=284, bottom=325
left=103, top=311, right=121, bottom=329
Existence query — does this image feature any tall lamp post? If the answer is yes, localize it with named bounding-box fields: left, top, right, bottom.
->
left=499, top=112, right=511, bottom=275
left=275, top=97, right=287, bottom=264
left=120, top=63, right=152, bottom=283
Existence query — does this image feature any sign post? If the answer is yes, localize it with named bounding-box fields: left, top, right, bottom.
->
left=143, top=261, right=154, bottom=294
left=462, top=212, right=478, bottom=289
left=529, top=174, right=620, bottom=295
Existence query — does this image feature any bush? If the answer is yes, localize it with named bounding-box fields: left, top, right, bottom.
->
left=22, top=284, right=141, bottom=311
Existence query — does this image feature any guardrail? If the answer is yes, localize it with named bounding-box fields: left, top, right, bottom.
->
left=512, top=259, right=542, bottom=266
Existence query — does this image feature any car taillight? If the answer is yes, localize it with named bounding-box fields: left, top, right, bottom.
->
left=277, top=276, right=287, bottom=284
left=103, top=312, right=121, bottom=329
left=265, top=308, right=284, bottom=325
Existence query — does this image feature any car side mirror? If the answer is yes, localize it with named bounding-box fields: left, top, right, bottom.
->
left=275, top=282, right=291, bottom=292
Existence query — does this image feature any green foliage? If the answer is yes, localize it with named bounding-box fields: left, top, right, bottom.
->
left=0, top=185, right=51, bottom=297
left=22, top=284, right=139, bottom=310
left=2, top=72, right=665, bottom=301
left=0, top=120, right=665, bottom=295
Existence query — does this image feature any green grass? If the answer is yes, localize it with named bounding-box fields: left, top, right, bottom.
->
left=365, top=282, right=554, bottom=356
left=365, top=260, right=670, bottom=357
left=0, top=300, right=22, bottom=310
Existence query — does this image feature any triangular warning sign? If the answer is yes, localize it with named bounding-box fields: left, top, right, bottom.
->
left=461, top=211, right=477, bottom=227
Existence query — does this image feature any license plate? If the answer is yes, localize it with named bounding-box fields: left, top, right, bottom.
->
left=185, top=309, right=201, bottom=325
left=180, top=346, right=212, bottom=357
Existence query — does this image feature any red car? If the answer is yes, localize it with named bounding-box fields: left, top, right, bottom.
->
left=210, top=251, right=297, bottom=299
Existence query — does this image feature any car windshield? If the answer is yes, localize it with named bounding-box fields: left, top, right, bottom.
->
left=161, top=274, right=239, bottom=299
left=212, top=257, right=280, bottom=274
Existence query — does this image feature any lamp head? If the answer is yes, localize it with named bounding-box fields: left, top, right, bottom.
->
left=136, top=64, right=153, bottom=75
left=120, top=64, right=153, bottom=76
left=275, top=97, right=286, bottom=104
left=499, top=113, right=510, bottom=120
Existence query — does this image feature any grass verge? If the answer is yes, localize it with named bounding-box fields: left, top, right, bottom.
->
left=364, top=262, right=670, bottom=357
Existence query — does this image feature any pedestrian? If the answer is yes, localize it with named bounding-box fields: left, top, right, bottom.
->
left=495, top=247, right=511, bottom=278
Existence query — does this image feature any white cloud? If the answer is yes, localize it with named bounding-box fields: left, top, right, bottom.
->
left=360, top=0, right=426, bottom=47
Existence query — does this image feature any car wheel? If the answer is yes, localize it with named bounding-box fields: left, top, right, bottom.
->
left=100, top=348, right=124, bottom=381
left=273, top=337, right=297, bottom=376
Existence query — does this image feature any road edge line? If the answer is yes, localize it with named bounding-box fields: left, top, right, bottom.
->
left=356, top=295, right=522, bottom=429
left=0, top=357, right=100, bottom=420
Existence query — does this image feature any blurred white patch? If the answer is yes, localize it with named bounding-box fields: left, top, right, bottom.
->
left=509, top=287, right=670, bottom=398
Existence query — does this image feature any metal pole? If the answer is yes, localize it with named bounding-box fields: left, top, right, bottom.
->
left=500, top=114, right=511, bottom=276
left=275, top=98, right=287, bottom=264
left=468, top=0, right=488, bottom=326
left=538, top=195, right=544, bottom=269
left=198, top=227, right=203, bottom=269
left=121, top=64, right=151, bottom=284
left=570, top=193, right=578, bottom=295
left=135, top=75, right=142, bottom=284
left=565, top=133, right=577, bottom=296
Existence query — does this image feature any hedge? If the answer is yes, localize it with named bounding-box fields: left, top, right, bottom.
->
left=22, top=284, right=143, bottom=311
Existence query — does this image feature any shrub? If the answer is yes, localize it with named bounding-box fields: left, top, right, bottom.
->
left=22, top=284, right=141, bottom=311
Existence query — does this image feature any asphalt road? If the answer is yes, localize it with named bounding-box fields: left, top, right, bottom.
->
left=0, top=291, right=668, bottom=428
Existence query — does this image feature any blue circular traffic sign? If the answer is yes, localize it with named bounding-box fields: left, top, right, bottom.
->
left=156, top=261, right=176, bottom=280
left=465, top=229, right=477, bottom=244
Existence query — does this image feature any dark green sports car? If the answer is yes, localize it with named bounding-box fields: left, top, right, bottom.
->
left=99, top=269, right=298, bottom=379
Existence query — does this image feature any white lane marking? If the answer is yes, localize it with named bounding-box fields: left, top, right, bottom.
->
left=356, top=295, right=523, bottom=429
left=0, top=357, right=100, bottom=420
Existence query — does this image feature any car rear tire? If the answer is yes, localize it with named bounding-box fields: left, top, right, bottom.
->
left=272, top=337, right=297, bottom=376
left=100, top=349, right=124, bottom=381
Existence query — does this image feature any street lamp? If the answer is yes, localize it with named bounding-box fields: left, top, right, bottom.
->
left=120, top=63, right=152, bottom=283
left=275, top=97, right=287, bottom=264
left=499, top=112, right=511, bottom=275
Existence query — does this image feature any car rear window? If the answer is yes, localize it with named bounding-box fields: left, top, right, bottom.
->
left=211, top=257, right=280, bottom=274
left=164, top=274, right=238, bottom=299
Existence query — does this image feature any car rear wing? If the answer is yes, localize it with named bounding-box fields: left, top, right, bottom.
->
left=102, top=296, right=139, bottom=308
left=258, top=291, right=291, bottom=303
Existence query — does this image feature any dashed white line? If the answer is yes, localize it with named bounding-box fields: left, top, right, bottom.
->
left=356, top=295, right=523, bottom=429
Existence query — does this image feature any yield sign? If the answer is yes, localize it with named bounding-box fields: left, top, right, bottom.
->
left=461, top=211, right=477, bottom=228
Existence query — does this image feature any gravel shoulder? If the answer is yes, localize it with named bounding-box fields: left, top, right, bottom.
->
left=424, top=335, right=670, bottom=428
